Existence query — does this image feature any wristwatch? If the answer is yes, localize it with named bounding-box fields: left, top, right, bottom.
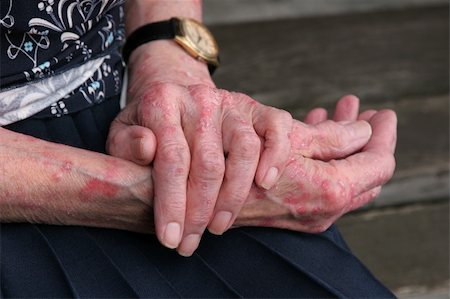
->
left=122, top=17, right=220, bottom=74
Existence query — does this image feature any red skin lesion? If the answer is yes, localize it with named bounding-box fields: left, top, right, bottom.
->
left=51, top=173, right=62, bottom=183
left=254, top=187, right=266, bottom=201
left=51, top=160, right=74, bottom=182
left=61, top=161, right=73, bottom=172
left=283, top=193, right=297, bottom=206
left=79, top=178, right=119, bottom=200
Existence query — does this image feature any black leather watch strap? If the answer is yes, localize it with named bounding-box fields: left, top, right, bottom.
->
left=122, top=18, right=178, bottom=64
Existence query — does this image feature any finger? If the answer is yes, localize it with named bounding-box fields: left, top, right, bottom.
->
left=358, top=110, right=377, bottom=121
left=292, top=120, right=372, bottom=160
left=332, top=110, right=397, bottom=196
left=332, top=95, right=360, bottom=121
left=252, top=104, right=293, bottom=190
left=177, top=89, right=225, bottom=257
left=107, top=121, right=157, bottom=165
left=362, top=110, right=397, bottom=154
left=153, top=125, right=190, bottom=249
left=208, top=114, right=261, bottom=235
left=140, top=88, right=190, bottom=250
left=304, top=108, right=328, bottom=125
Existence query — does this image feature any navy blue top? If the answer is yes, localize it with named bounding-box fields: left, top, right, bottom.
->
left=0, top=0, right=125, bottom=89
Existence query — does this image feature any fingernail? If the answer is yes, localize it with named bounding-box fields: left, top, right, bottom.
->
left=208, top=211, right=232, bottom=235
left=163, top=222, right=181, bottom=249
left=177, top=234, right=201, bottom=257
left=260, top=167, right=279, bottom=190
left=347, top=121, right=372, bottom=139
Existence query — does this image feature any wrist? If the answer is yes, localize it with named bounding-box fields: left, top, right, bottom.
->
left=127, top=40, right=214, bottom=88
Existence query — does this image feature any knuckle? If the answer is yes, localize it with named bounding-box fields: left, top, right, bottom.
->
left=196, top=150, right=225, bottom=180
left=272, top=108, right=293, bottom=125
left=234, top=132, right=261, bottom=158
left=189, top=83, right=210, bottom=95
left=226, top=190, right=247, bottom=207
left=138, top=84, right=181, bottom=120
left=187, top=212, right=212, bottom=228
left=158, top=142, right=189, bottom=165
left=140, top=85, right=169, bottom=106
left=149, top=82, right=174, bottom=97
left=159, top=199, right=185, bottom=216
left=235, top=92, right=257, bottom=106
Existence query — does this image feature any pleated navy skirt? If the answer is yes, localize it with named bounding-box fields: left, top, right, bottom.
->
left=1, top=96, right=396, bottom=298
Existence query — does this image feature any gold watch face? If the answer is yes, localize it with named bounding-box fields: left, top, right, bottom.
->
left=176, top=18, right=219, bottom=65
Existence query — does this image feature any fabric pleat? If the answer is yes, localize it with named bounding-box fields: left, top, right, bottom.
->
left=35, top=226, right=140, bottom=298
left=237, top=228, right=394, bottom=298
left=1, top=224, right=76, bottom=297
left=32, top=225, right=80, bottom=298
left=1, top=96, right=396, bottom=298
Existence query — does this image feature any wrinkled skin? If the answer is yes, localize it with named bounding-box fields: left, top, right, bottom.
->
left=108, top=95, right=397, bottom=255
left=257, top=96, right=396, bottom=233
left=108, top=80, right=294, bottom=251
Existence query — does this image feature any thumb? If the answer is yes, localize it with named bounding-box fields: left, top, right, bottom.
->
left=292, top=120, right=372, bottom=160
left=107, top=120, right=157, bottom=165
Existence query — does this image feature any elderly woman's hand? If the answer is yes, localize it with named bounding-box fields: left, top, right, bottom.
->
left=107, top=40, right=294, bottom=252
left=238, top=96, right=397, bottom=233
left=108, top=94, right=397, bottom=255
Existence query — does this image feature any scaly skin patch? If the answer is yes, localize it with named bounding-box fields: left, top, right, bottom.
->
left=80, top=179, right=119, bottom=200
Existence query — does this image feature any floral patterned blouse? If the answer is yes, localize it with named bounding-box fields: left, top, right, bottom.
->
left=0, top=0, right=126, bottom=125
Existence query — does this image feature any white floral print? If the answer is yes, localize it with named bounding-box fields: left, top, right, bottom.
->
left=0, top=57, right=105, bottom=126
left=0, top=0, right=125, bottom=125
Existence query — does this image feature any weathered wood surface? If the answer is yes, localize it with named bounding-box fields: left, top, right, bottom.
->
left=204, top=0, right=448, bottom=25
left=211, top=5, right=449, bottom=207
left=211, top=6, right=448, bottom=109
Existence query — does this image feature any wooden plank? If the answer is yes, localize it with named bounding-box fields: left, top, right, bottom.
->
left=204, top=0, right=448, bottom=25
left=211, top=6, right=449, bottom=109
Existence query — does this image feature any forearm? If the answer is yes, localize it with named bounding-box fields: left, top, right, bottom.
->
left=125, top=0, right=212, bottom=90
left=0, top=128, right=297, bottom=233
left=0, top=128, right=153, bottom=232
left=0, top=127, right=293, bottom=231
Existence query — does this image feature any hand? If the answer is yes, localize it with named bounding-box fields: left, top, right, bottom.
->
left=107, top=42, right=294, bottom=252
left=109, top=93, right=387, bottom=254
left=257, top=95, right=397, bottom=232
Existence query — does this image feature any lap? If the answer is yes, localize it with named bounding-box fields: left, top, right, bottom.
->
left=1, top=97, right=395, bottom=298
